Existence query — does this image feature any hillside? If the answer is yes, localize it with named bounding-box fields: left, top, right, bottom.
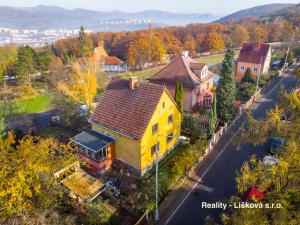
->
left=259, top=3, right=300, bottom=26
left=0, top=5, right=218, bottom=30
left=216, top=3, right=294, bottom=23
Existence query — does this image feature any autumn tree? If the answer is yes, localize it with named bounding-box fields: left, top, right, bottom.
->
left=58, top=58, right=98, bottom=111
left=150, top=35, right=167, bottom=65
left=46, top=56, right=69, bottom=88
left=78, top=26, right=93, bottom=57
left=0, top=132, right=76, bottom=223
left=0, top=46, right=17, bottom=86
left=175, top=82, right=184, bottom=113
left=16, top=45, right=36, bottom=87
left=216, top=46, right=236, bottom=123
left=206, top=32, right=225, bottom=53
left=127, top=35, right=152, bottom=70
left=249, top=24, right=268, bottom=43
left=281, top=21, right=294, bottom=42
left=183, top=34, right=197, bottom=55
left=231, top=26, right=249, bottom=48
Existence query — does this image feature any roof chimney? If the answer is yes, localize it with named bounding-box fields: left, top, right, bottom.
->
left=254, top=42, right=261, bottom=50
left=182, top=51, right=189, bottom=58
left=129, top=76, right=138, bottom=90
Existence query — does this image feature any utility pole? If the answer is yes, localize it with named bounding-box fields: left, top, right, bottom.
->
left=256, top=56, right=266, bottom=92
left=154, top=139, right=159, bottom=221
left=283, top=33, right=294, bottom=71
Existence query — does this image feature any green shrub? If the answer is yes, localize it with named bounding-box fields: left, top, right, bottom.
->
left=237, top=82, right=256, bottom=101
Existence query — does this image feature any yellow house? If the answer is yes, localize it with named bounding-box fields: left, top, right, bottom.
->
left=73, top=76, right=181, bottom=176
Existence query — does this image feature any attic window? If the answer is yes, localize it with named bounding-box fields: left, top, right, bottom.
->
left=163, top=102, right=165, bottom=108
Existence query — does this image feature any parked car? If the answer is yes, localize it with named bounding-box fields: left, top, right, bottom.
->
left=269, top=137, right=285, bottom=155
left=242, top=185, right=266, bottom=202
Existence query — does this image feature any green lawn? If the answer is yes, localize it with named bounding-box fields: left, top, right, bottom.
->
left=194, top=50, right=240, bottom=65
left=5, top=94, right=54, bottom=114
left=121, top=66, right=163, bottom=81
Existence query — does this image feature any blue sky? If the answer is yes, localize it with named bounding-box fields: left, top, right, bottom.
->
left=0, top=0, right=298, bottom=15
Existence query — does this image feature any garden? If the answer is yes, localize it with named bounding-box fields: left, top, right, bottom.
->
left=104, top=138, right=208, bottom=219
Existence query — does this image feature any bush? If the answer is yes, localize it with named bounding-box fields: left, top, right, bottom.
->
left=237, top=82, right=256, bottom=101
left=241, top=68, right=255, bottom=84
left=78, top=200, right=118, bottom=225
left=293, top=66, right=300, bottom=76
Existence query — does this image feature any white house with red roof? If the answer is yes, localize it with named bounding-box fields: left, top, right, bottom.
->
left=93, top=41, right=127, bottom=73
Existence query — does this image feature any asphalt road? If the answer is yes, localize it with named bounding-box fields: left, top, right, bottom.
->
left=158, top=75, right=298, bottom=225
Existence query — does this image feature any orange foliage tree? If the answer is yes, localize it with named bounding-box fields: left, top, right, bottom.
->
left=206, top=32, right=225, bottom=53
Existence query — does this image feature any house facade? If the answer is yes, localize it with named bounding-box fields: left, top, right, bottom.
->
left=72, top=77, right=181, bottom=176
left=148, top=52, right=215, bottom=112
left=236, top=43, right=271, bottom=81
left=93, top=41, right=127, bottom=73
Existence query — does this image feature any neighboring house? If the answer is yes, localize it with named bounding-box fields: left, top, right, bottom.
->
left=148, top=52, right=215, bottom=112
left=71, top=77, right=181, bottom=176
left=93, top=41, right=127, bottom=73
left=236, top=43, right=271, bottom=81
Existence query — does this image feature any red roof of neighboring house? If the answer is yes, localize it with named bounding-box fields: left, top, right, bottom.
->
left=148, top=56, right=214, bottom=88
left=90, top=77, right=176, bottom=140
left=104, top=56, right=124, bottom=65
left=237, top=43, right=271, bottom=65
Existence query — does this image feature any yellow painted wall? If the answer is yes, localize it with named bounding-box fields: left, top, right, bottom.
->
left=140, top=90, right=181, bottom=174
left=92, top=90, right=181, bottom=176
left=91, top=124, right=141, bottom=171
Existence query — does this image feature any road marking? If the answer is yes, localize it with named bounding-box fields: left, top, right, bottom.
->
left=163, top=76, right=287, bottom=225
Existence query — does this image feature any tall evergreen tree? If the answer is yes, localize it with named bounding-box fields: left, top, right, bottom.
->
left=175, top=82, right=184, bottom=113
left=16, top=45, right=36, bottom=86
left=207, top=94, right=217, bottom=138
left=37, top=43, right=54, bottom=76
left=78, top=26, right=93, bottom=57
left=241, top=67, right=254, bottom=84
left=216, top=45, right=236, bottom=123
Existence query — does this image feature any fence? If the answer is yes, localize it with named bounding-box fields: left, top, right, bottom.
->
left=204, top=86, right=264, bottom=156
left=135, top=210, right=148, bottom=225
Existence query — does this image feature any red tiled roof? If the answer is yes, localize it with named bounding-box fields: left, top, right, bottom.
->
left=237, top=43, right=271, bottom=65
left=104, top=56, right=124, bottom=65
left=148, top=56, right=213, bottom=88
left=90, top=77, right=171, bottom=140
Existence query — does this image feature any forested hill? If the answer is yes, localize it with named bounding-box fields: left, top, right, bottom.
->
left=259, top=3, right=300, bottom=26
left=216, top=3, right=295, bottom=23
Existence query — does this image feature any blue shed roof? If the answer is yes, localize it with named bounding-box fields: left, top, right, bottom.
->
left=71, top=130, right=115, bottom=153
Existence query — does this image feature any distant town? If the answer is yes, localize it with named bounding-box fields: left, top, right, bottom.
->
left=0, top=19, right=152, bottom=47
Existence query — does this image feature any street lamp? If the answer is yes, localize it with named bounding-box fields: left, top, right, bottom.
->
left=256, top=56, right=267, bottom=92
